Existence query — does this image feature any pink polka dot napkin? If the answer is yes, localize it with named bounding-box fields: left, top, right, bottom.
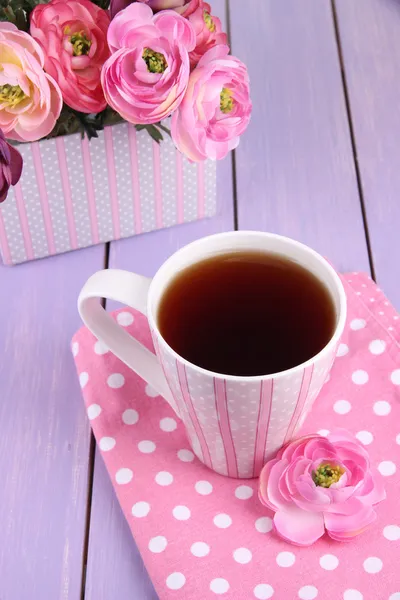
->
left=72, top=273, right=400, bottom=600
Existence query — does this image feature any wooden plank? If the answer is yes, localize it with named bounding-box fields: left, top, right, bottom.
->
left=335, top=0, right=400, bottom=306
left=0, top=246, right=105, bottom=599
left=230, top=0, right=370, bottom=273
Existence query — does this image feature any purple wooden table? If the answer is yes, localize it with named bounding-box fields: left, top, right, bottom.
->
left=1, top=1, right=398, bottom=598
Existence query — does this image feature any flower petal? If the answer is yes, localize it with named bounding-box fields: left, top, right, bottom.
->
left=324, top=502, right=376, bottom=540
left=274, top=506, right=325, bottom=546
left=259, top=459, right=290, bottom=511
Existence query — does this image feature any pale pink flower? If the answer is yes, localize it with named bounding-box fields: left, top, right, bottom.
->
left=102, top=3, right=195, bottom=125
left=30, top=0, right=110, bottom=114
left=187, top=2, right=228, bottom=68
left=110, top=0, right=201, bottom=19
left=259, top=430, right=386, bottom=546
left=171, top=45, right=251, bottom=162
left=0, top=23, right=62, bottom=142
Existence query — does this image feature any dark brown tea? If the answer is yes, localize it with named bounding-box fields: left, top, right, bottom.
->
left=157, top=251, right=336, bottom=376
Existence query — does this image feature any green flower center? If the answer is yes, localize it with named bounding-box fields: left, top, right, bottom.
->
left=312, top=463, right=345, bottom=488
left=204, top=10, right=216, bottom=32
left=70, top=31, right=92, bottom=56
left=142, top=48, right=167, bottom=74
left=0, top=84, right=26, bottom=108
left=220, top=87, right=234, bottom=114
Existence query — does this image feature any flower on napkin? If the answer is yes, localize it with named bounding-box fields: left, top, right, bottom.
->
left=259, top=430, right=386, bottom=546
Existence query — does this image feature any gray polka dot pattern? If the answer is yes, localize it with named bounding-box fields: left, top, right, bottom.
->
left=0, top=125, right=217, bottom=265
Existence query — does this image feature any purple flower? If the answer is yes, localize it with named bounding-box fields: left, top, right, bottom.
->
left=0, top=130, right=23, bottom=203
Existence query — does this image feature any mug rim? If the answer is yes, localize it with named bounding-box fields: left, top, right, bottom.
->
left=148, top=231, right=347, bottom=382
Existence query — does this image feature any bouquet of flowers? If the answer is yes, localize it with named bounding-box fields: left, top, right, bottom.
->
left=0, top=0, right=252, bottom=203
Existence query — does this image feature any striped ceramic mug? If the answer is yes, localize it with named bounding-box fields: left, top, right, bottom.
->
left=78, top=232, right=346, bottom=479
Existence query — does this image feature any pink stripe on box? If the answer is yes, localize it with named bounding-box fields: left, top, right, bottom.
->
left=55, top=137, right=78, bottom=249
left=14, top=182, right=34, bottom=260
left=104, top=127, right=121, bottom=240
left=176, top=361, right=213, bottom=470
left=283, top=365, right=314, bottom=445
left=176, top=150, right=184, bottom=224
left=81, top=135, right=99, bottom=244
left=214, top=379, right=238, bottom=478
left=197, top=161, right=205, bottom=219
left=128, top=124, right=142, bottom=234
left=31, top=142, right=55, bottom=254
left=253, top=379, right=274, bottom=477
left=152, top=141, right=163, bottom=229
left=0, top=210, right=12, bottom=265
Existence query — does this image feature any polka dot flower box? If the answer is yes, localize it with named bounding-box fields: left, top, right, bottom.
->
left=0, top=123, right=216, bottom=265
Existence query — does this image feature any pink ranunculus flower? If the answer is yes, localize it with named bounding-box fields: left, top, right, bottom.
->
left=0, top=23, right=62, bottom=142
left=171, top=44, right=251, bottom=162
left=110, top=0, right=201, bottom=19
left=187, top=2, right=228, bottom=68
left=259, top=430, right=386, bottom=546
left=0, top=129, right=23, bottom=203
left=102, top=3, right=195, bottom=125
left=30, top=0, right=110, bottom=114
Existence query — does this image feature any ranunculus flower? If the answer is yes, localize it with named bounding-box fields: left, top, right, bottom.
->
left=187, top=2, right=228, bottom=68
left=30, top=0, right=110, bottom=114
left=102, top=3, right=195, bottom=125
left=259, top=430, right=386, bottom=546
left=0, top=23, right=62, bottom=142
left=0, top=129, right=23, bottom=203
left=110, top=0, right=201, bottom=19
left=171, top=44, right=251, bottom=161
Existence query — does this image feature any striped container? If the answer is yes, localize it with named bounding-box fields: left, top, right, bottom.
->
left=0, top=122, right=217, bottom=265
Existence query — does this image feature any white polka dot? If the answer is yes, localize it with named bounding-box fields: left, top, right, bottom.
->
left=177, top=449, right=195, bottom=462
left=213, top=513, right=232, bottom=528
left=115, top=468, right=133, bottom=485
left=195, top=480, right=213, bottom=495
left=255, top=516, right=273, bottom=533
left=337, top=343, right=349, bottom=357
left=122, top=408, right=139, bottom=425
left=373, top=400, right=391, bottom=416
left=363, top=556, right=383, bottom=573
left=369, top=340, right=386, bottom=355
left=87, top=404, right=101, bottom=420
left=396, top=433, right=400, bottom=445
left=319, top=554, right=339, bottom=570
left=172, top=505, right=191, bottom=520
left=160, top=417, right=177, bottom=432
left=132, top=501, right=150, bottom=518
left=166, top=572, right=185, bottom=590
left=117, top=311, right=134, bottom=326
left=107, top=373, right=125, bottom=388
left=155, top=471, right=173, bottom=486
left=350, top=318, right=366, bottom=330
left=254, top=583, right=274, bottom=599
left=318, top=429, right=330, bottom=437
left=389, top=594, right=400, bottom=600
left=343, top=591, right=363, bottom=600
left=94, top=340, right=109, bottom=355
left=72, top=341, right=79, bottom=356
left=352, top=370, right=369, bottom=385
left=191, top=541, right=210, bottom=557
left=378, top=461, right=396, bottom=476
left=233, top=547, right=252, bottom=564
left=138, top=440, right=156, bottom=453
left=210, top=578, right=230, bottom=594
left=356, top=431, right=374, bottom=445
left=276, top=551, right=295, bottom=567
left=334, top=399, right=351, bottom=414
left=149, top=535, right=167, bottom=553
left=145, top=384, right=159, bottom=397
left=79, top=372, right=89, bottom=388
left=383, top=525, right=400, bottom=541
left=298, top=586, right=318, bottom=600
left=391, top=369, right=400, bottom=385
left=235, top=485, right=254, bottom=500
left=99, top=437, right=116, bottom=451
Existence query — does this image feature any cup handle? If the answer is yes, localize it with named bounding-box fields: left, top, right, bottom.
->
left=77, top=269, right=179, bottom=416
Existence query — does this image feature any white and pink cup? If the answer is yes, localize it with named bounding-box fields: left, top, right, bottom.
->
left=78, top=231, right=346, bottom=478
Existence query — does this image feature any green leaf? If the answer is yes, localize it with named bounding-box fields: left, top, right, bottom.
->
left=91, top=0, right=110, bottom=9
left=135, top=124, right=166, bottom=143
